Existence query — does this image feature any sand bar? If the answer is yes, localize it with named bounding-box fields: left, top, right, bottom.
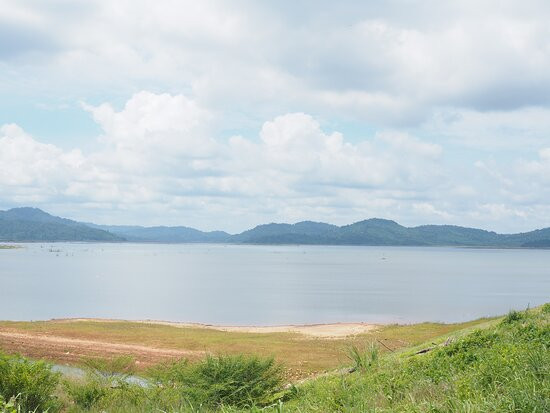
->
left=53, top=318, right=380, bottom=338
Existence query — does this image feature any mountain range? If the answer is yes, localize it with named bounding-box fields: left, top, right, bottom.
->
left=1, top=207, right=549, bottom=248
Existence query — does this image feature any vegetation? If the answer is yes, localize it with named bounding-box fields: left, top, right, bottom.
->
left=0, top=353, right=60, bottom=412
left=62, top=354, right=286, bottom=411
left=3, top=206, right=550, bottom=245
left=0, top=305, right=547, bottom=412
left=286, top=304, right=550, bottom=412
left=93, top=224, right=231, bottom=242
left=149, top=355, right=286, bottom=408
left=0, top=317, right=493, bottom=379
left=0, top=207, right=122, bottom=242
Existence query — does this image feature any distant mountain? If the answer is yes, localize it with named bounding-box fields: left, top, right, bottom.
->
left=231, top=221, right=338, bottom=244
left=226, top=218, right=550, bottom=247
left=332, top=219, right=418, bottom=245
left=2, top=207, right=550, bottom=247
left=92, top=224, right=230, bottom=243
left=0, top=207, right=123, bottom=242
left=521, top=239, right=550, bottom=248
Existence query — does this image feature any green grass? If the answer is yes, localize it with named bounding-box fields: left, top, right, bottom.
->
left=61, top=354, right=288, bottom=412
left=1, top=306, right=547, bottom=412
left=283, top=304, right=550, bottom=412
left=0, top=353, right=61, bottom=412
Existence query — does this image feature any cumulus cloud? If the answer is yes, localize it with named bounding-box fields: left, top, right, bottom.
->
left=2, top=2, right=550, bottom=231
left=4, top=1, right=550, bottom=125
left=0, top=92, right=451, bottom=230
left=0, top=124, right=83, bottom=188
left=2, top=90, right=550, bottom=232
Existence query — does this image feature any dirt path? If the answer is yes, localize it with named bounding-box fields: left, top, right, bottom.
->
left=0, top=330, right=204, bottom=367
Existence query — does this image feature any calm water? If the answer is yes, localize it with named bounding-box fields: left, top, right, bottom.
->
left=1, top=243, right=549, bottom=324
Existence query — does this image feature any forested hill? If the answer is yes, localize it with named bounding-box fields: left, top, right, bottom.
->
left=0, top=207, right=123, bottom=241
left=231, top=218, right=550, bottom=247
left=1, top=207, right=550, bottom=247
left=90, top=224, right=231, bottom=243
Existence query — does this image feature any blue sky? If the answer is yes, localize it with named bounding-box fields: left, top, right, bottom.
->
left=1, top=0, right=550, bottom=233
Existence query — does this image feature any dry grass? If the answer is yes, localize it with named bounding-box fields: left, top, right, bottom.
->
left=0, top=317, right=493, bottom=380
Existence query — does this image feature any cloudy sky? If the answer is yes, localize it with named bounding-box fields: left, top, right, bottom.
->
left=1, top=0, right=550, bottom=233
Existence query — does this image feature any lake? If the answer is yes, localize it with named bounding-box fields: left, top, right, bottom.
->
left=1, top=243, right=548, bottom=325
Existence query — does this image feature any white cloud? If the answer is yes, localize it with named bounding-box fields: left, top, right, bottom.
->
left=412, top=203, right=453, bottom=220
left=375, top=131, right=442, bottom=159
left=82, top=91, right=216, bottom=171
left=3, top=90, right=550, bottom=232
left=425, top=107, right=550, bottom=149
left=517, top=147, right=550, bottom=184
left=3, top=2, right=550, bottom=232
left=0, top=92, right=452, bottom=230
left=5, top=1, right=550, bottom=125
left=0, top=124, right=84, bottom=187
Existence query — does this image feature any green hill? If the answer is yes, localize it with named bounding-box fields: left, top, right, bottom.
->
left=3, top=206, right=550, bottom=246
left=230, top=218, right=550, bottom=247
left=0, top=207, right=123, bottom=242
left=92, top=224, right=230, bottom=243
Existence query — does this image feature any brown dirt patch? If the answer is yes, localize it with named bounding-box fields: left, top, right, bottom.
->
left=0, top=330, right=203, bottom=368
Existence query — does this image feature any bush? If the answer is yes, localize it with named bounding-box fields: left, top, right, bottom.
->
left=64, top=377, right=109, bottom=410
left=502, top=309, right=525, bottom=324
left=82, top=355, right=136, bottom=378
left=0, top=353, right=60, bottom=412
left=65, top=356, right=138, bottom=410
left=153, top=354, right=286, bottom=408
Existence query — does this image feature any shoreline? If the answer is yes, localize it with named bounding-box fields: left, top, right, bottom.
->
left=2, top=241, right=548, bottom=249
left=0, top=315, right=501, bottom=379
left=50, top=318, right=380, bottom=338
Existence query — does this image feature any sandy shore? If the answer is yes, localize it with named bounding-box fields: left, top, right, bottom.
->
left=54, top=318, right=380, bottom=338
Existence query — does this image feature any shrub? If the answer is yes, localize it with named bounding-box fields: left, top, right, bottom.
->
left=82, top=355, right=136, bottom=378
left=502, top=309, right=525, bottom=324
left=154, top=354, right=286, bottom=408
left=65, top=356, right=139, bottom=410
left=64, top=377, right=109, bottom=410
left=0, top=353, right=60, bottom=412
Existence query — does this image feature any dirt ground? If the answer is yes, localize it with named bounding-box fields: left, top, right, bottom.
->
left=61, top=318, right=379, bottom=338
left=0, top=330, right=205, bottom=368
left=0, top=317, right=492, bottom=379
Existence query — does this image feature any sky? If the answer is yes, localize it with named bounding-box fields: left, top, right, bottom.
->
left=1, top=0, right=550, bottom=233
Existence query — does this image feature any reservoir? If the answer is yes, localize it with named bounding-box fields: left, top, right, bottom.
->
left=1, top=243, right=548, bottom=324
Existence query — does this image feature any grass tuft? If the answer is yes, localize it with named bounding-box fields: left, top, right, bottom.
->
left=347, top=342, right=379, bottom=373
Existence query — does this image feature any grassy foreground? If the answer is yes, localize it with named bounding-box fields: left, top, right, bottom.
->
left=1, top=305, right=548, bottom=412
left=287, top=304, right=549, bottom=412
left=0, top=317, right=492, bottom=380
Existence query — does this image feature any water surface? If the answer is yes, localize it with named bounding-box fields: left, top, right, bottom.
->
left=1, top=243, right=548, bottom=324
